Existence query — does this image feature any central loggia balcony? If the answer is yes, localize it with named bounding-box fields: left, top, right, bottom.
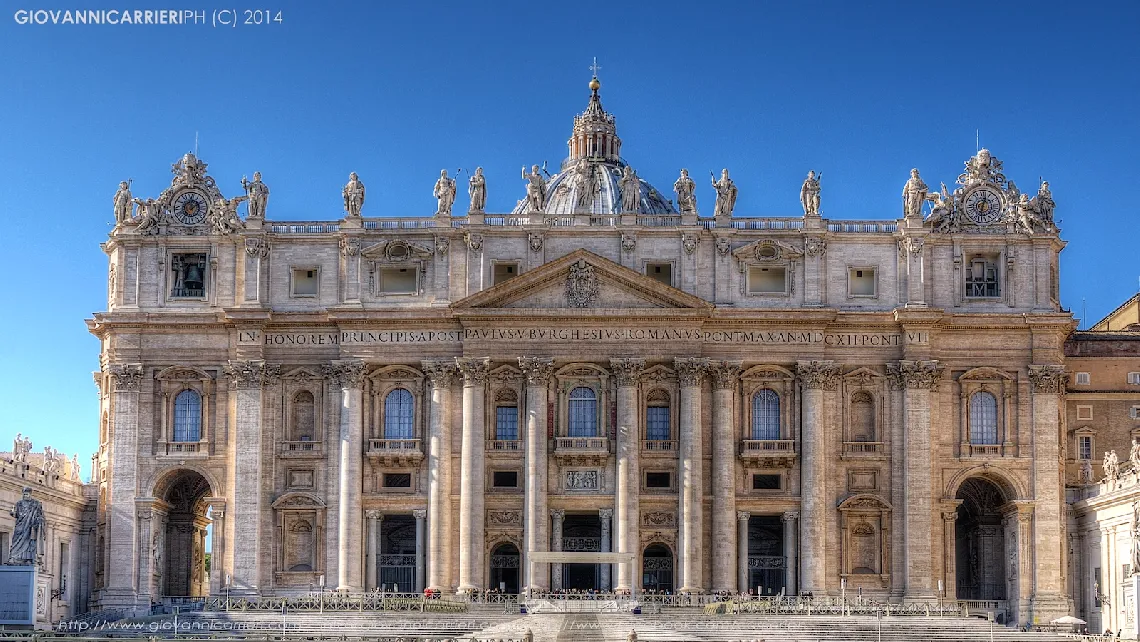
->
left=486, top=439, right=522, bottom=452
left=161, top=441, right=209, bottom=458
left=280, top=440, right=323, bottom=458
left=641, top=440, right=678, bottom=456
left=366, top=438, right=423, bottom=466
left=739, top=439, right=797, bottom=468
left=554, top=436, right=610, bottom=466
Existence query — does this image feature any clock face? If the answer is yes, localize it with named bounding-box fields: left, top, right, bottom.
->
left=173, top=191, right=208, bottom=225
left=964, top=188, right=1003, bottom=225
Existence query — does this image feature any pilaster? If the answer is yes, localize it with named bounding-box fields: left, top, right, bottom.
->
left=1027, top=364, right=1070, bottom=622
left=709, top=360, right=742, bottom=593
left=456, top=357, right=490, bottom=592
left=422, top=360, right=458, bottom=592
left=795, top=360, right=840, bottom=594
left=104, top=364, right=142, bottom=608
left=324, top=359, right=364, bottom=592
left=675, top=357, right=708, bottom=593
left=611, top=357, right=644, bottom=593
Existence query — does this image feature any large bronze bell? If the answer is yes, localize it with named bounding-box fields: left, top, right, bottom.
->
left=184, top=264, right=204, bottom=291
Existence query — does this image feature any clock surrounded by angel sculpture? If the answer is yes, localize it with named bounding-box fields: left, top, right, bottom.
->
left=173, top=191, right=209, bottom=225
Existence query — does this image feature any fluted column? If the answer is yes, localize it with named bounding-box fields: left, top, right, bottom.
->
left=886, top=359, right=942, bottom=600
left=365, top=511, right=380, bottom=590
left=676, top=357, right=708, bottom=593
left=737, top=511, right=750, bottom=593
left=782, top=511, right=799, bottom=595
left=105, top=364, right=142, bottom=604
left=1027, top=365, right=1069, bottom=621
left=709, top=361, right=742, bottom=593
left=422, top=360, right=458, bottom=592
left=795, top=360, right=841, bottom=595
left=520, top=357, right=554, bottom=592
left=413, top=509, right=426, bottom=593
left=551, top=509, right=565, bottom=590
left=599, top=508, right=613, bottom=591
left=610, top=358, right=645, bottom=593
left=456, top=357, right=490, bottom=593
left=326, top=359, right=365, bottom=592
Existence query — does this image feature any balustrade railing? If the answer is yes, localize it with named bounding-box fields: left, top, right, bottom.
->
left=363, top=218, right=437, bottom=230
left=843, top=441, right=884, bottom=454
left=268, top=222, right=340, bottom=234
left=281, top=440, right=322, bottom=455
left=486, top=439, right=522, bottom=451
left=165, top=441, right=205, bottom=456
left=828, top=221, right=897, bottom=233
left=636, top=215, right=682, bottom=227
left=555, top=437, right=609, bottom=451
left=968, top=444, right=1002, bottom=457
left=367, top=439, right=422, bottom=452
left=732, top=218, right=804, bottom=230
left=641, top=440, right=677, bottom=452
left=740, top=439, right=796, bottom=454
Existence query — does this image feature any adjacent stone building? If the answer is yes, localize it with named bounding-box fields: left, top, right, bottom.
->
left=87, top=76, right=1073, bottom=625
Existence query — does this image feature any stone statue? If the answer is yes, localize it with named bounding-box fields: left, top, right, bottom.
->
left=902, top=168, right=928, bottom=219
left=70, top=453, right=80, bottom=482
left=926, top=182, right=954, bottom=232
left=42, top=446, right=60, bottom=475
left=468, top=167, right=486, bottom=213
left=1104, top=450, right=1120, bottom=486
left=1130, top=438, right=1140, bottom=473
left=1132, top=502, right=1140, bottom=575
left=1079, top=460, right=1094, bottom=485
left=1032, top=180, right=1055, bottom=224
left=433, top=169, right=457, bottom=216
left=711, top=169, right=737, bottom=218
left=673, top=169, right=697, bottom=214
left=12, top=433, right=31, bottom=463
left=343, top=172, right=366, bottom=218
left=209, top=196, right=247, bottom=235
left=1014, top=193, right=1045, bottom=235
left=619, top=166, right=640, bottom=214
left=800, top=170, right=821, bottom=217
left=113, top=181, right=133, bottom=225
left=132, top=197, right=161, bottom=234
left=241, top=172, right=270, bottom=219
left=522, top=165, right=547, bottom=213
left=575, top=164, right=598, bottom=211
left=7, top=487, right=44, bottom=565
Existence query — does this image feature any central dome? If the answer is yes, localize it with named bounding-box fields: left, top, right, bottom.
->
left=511, top=77, right=677, bottom=217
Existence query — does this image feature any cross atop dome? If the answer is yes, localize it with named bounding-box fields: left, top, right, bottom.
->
left=571, top=58, right=619, bottom=163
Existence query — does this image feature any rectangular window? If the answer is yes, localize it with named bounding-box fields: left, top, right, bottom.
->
left=291, top=267, right=319, bottom=297
left=492, top=471, right=519, bottom=488
left=495, top=406, right=519, bottom=441
left=379, top=267, right=418, bottom=294
left=645, top=472, right=672, bottom=489
left=493, top=262, right=519, bottom=285
left=1131, top=406, right=1140, bottom=420
left=748, top=266, right=787, bottom=294
left=753, top=474, right=781, bottom=490
left=646, top=263, right=673, bottom=287
left=1128, top=373, right=1140, bottom=385
left=646, top=407, right=670, bottom=441
left=1075, top=372, right=1090, bottom=385
left=965, top=255, right=999, bottom=298
left=1077, top=405, right=1093, bottom=421
left=847, top=267, right=877, bottom=297
left=170, top=253, right=207, bottom=298
left=382, top=473, right=411, bottom=488
left=1079, top=435, right=1092, bottom=460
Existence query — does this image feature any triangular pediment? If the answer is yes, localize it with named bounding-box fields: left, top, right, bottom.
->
left=451, top=249, right=713, bottom=311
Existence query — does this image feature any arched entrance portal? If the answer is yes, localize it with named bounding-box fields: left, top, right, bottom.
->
left=489, top=543, right=520, bottom=594
left=641, top=544, right=673, bottom=593
left=156, top=469, right=212, bottom=597
left=955, top=477, right=1007, bottom=601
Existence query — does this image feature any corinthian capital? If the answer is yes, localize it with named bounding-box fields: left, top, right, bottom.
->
left=109, top=364, right=143, bottom=392
left=609, top=358, right=645, bottom=388
left=224, top=360, right=273, bottom=390
left=455, top=357, right=491, bottom=385
left=323, top=360, right=365, bottom=389
left=519, top=357, right=555, bottom=387
left=421, top=360, right=458, bottom=388
left=707, top=360, right=743, bottom=390
left=673, top=357, right=709, bottom=387
left=795, top=360, right=841, bottom=391
left=886, top=360, right=943, bottom=390
left=1027, top=364, right=1067, bottom=394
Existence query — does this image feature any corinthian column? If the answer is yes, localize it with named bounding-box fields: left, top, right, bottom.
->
left=422, top=360, right=458, bottom=592
left=456, top=357, right=490, bottom=593
left=105, top=364, right=142, bottom=605
left=519, top=357, right=554, bottom=592
left=1027, top=365, right=1069, bottom=620
left=886, top=359, right=942, bottom=600
left=610, top=358, right=645, bottom=593
left=325, top=359, right=365, bottom=592
left=224, top=359, right=280, bottom=593
left=675, top=357, right=708, bottom=593
left=709, top=360, right=742, bottom=593
left=795, top=360, right=840, bottom=595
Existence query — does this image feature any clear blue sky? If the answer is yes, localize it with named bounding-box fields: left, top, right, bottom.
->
left=2, top=1, right=1137, bottom=477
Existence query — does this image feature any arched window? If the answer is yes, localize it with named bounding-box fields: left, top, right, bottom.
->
left=568, top=387, right=598, bottom=437
left=172, top=389, right=202, bottom=442
left=751, top=389, right=780, bottom=440
left=645, top=390, right=670, bottom=441
left=850, top=391, right=875, bottom=442
left=384, top=389, right=415, bottom=439
left=969, top=392, right=998, bottom=445
left=292, top=391, right=315, bottom=441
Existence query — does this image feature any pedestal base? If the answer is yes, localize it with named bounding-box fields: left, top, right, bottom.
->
left=0, top=566, right=36, bottom=627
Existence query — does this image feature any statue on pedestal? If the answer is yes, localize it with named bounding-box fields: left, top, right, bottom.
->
left=1031, top=180, right=1055, bottom=225
left=113, top=181, right=133, bottom=225
left=343, top=172, right=366, bottom=218
left=242, top=172, right=270, bottom=220
left=800, top=170, right=821, bottom=217
left=1104, top=450, right=1120, bottom=487
left=132, top=198, right=162, bottom=235
left=1132, top=501, right=1140, bottom=575
left=12, top=433, right=31, bottom=463
left=522, top=165, right=547, bottom=213
left=710, top=169, right=737, bottom=218
left=619, top=166, right=640, bottom=214
left=673, top=169, right=697, bottom=215
left=434, top=169, right=457, bottom=216
left=902, top=168, right=928, bottom=219
left=6, top=487, right=44, bottom=566
left=209, top=196, right=247, bottom=235
left=468, top=167, right=486, bottom=213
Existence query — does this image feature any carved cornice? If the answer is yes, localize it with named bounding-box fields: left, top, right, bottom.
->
left=421, top=360, right=459, bottom=388
left=323, top=360, right=365, bottom=389
left=244, top=237, right=270, bottom=258
left=518, top=357, right=555, bottom=386
left=885, top=360, right=943, bottom=390
left=1028, top=364, right=1067, bottom=395
left=673, top=358, right=709, bottom=387
left=795, top=360, right=841, bottom=391
left=224, top=360, right=278, bottom=390
left=609, top=358, right=646, bottom=388
left=455, top=357, right=491, bottom=385
left=708, top=360, right=743, bottom=390
left=109, top=364, right=143, bottom=392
